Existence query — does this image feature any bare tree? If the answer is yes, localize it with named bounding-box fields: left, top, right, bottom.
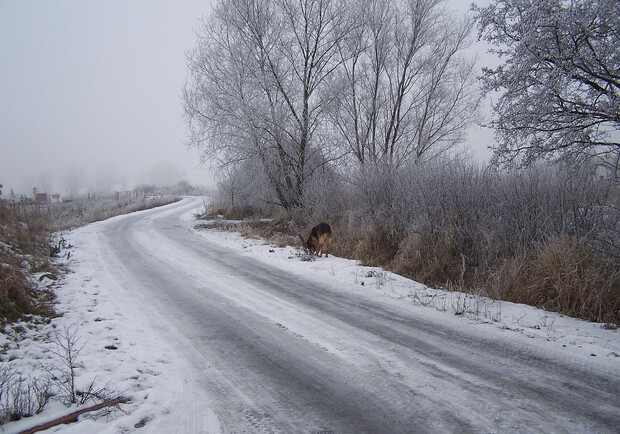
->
left=215, top=159, right=271, bottom=211
left=184, top=0, right=353, bottom=209
left=331, top=0, right=479, bottom=167
left=473, top=0, right=620, bottom=173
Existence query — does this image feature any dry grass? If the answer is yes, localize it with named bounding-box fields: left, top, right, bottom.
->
left=201, top=208, right=619, bottom=324
left=0, top=205, right=57, bottom=324
left=487, top=236, right=619, bottom=323
left=0, top=266, right=37, bottom=323
left=392, top=228, right=464, bottom=287
left=338, top=218, right=619, bottom=324
left=330, top=219, right=400, bottom=267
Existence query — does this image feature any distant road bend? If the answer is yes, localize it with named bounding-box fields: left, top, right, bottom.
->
left=97, top=197, right=620, bottom=433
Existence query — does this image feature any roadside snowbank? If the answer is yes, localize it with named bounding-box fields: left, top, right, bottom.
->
left=3, top=203, right=220, bottom=434
left=193, top=222, right=620, bottom=370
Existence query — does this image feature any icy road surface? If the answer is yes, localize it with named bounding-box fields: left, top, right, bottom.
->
left=65, top=197, right=620, bottom=432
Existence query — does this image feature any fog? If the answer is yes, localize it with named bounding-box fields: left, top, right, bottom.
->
left=0, top=0, right=493, bottom=197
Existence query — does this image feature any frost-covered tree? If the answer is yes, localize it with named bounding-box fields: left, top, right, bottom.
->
left=473, top=0, right=620, bottom=172
left=332, top=0, right=479, bottom=167
left=184, top=0, right=352, bottom=209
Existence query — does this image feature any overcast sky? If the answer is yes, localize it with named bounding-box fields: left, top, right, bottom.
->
left=0, top=0, right=493, bottom=196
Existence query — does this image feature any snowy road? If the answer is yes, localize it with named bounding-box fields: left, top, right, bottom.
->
left=92, top=197, right=619, bottom=433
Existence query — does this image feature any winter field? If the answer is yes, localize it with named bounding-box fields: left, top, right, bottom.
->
left=2, top=196, right=619, bottom=433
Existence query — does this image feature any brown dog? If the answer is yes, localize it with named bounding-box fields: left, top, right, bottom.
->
left=298, top=223, right=332, bottom=257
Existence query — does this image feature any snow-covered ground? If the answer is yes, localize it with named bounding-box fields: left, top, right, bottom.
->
left=2, top=200, right=221, bottom=433
left=195, top=227, right=620, bottom=364
left=2, top=197, right=619, bottom=433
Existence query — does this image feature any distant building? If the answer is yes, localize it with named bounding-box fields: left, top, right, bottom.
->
left=36, top=193, right=48, bottom=204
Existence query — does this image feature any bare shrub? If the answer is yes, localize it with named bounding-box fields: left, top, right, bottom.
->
left=299, top=167, right=347, bottom=223
left=205, top=154, right=619, bottom=323
left=205, top=161, right=279, bottom=219
left=0, top=324, right=117, bottom=424
left=41, top=324, right=85, bottom=405
left=0, top=369, right=54, bottom=423
left=355, top=159, right=618, bottom=322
